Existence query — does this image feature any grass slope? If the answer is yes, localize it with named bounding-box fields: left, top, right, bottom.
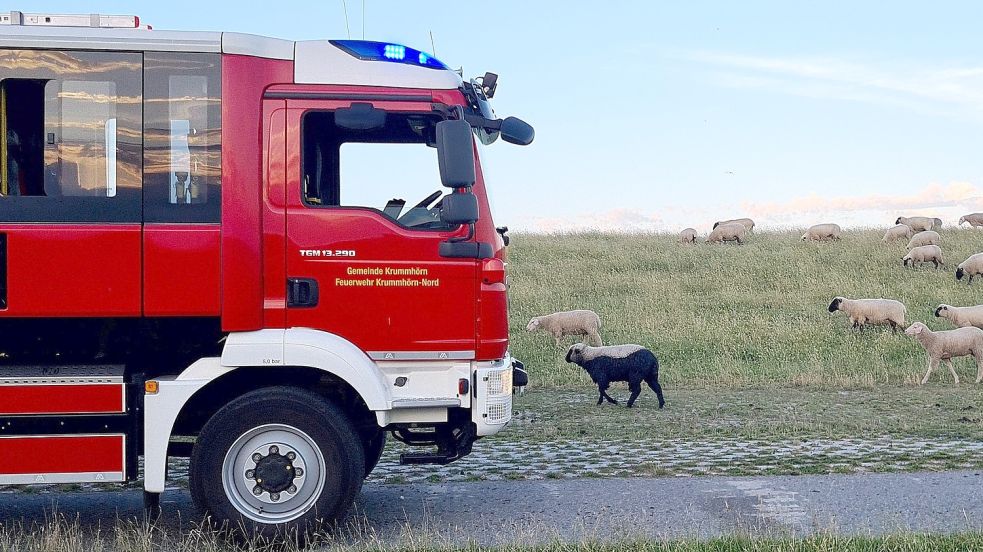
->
left=507, top=228, right=983, bottom=388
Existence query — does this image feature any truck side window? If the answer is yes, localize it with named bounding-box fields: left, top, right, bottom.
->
left=144, top=53, right=222, bottom=223
left=0, top=49, right=141, bottom=222
left=301, top=110, right=456, bottom=231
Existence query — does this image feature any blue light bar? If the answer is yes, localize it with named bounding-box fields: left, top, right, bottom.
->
left=331, top=40, right=449, bottom=70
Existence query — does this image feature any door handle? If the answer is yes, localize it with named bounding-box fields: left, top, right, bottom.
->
left=287, top=278, right=319, bottom=308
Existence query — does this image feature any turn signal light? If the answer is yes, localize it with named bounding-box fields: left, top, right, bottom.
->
left=145, top=380, right=159, bottom=395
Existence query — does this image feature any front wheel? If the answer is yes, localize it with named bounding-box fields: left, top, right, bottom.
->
left=190, top=387, right=365, bottom=538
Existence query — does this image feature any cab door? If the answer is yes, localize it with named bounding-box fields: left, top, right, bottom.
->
left=282, top=99, right=477, bottom=360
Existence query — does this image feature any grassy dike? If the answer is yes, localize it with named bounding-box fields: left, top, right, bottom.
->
left=506, top=228, right=983, bottom=389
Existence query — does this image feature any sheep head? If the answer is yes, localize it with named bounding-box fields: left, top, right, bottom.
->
left=895, top=217, right=904, bottom=225
left=526, top=317, right=541, bottom=331
left=905, top=322, right=928, bottom=336
left=828, top=297, right=844, bottom=313
left=959, top=216, right=967, bottom=225
left=565, top=343, right=587, bottom=364
left=935, top=305, right=949, bottom=318
left=956, top=267, right=965, bottom=280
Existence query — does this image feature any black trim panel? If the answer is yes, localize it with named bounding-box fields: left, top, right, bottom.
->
left=264, top=91, right=433, bottom=102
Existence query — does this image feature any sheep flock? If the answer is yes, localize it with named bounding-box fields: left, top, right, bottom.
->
left=673, top=212, right=983, bottom=385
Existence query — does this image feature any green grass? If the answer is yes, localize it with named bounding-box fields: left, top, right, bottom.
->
left=507, top=228, right=983, bottom=388
left=2, top=515, right=982, bottom=552
left=504, top=386, right=983, bottom=443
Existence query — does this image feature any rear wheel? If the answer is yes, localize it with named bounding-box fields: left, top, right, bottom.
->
left=190, top=386, right=365, bottom=538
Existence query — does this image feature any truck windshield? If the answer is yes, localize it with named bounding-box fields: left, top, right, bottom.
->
left=302, top=111, right=456, bottom=231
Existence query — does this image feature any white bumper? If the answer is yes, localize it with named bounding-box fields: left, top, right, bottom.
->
left=472, top=355, right=514, bottom=437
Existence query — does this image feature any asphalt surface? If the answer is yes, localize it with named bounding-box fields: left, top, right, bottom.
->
left=1, top=471, right=981, bottom=545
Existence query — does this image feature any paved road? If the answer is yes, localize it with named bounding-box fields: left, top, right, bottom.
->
left=1, top=471, right=981, bottom=545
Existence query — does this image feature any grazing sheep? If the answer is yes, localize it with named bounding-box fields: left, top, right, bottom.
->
left=905, top=321, right=983, bottom=384
left=828, top=297, right=906, bottom=333
left=706, top=222, right=746, bottom=244
left=959, top=213, right=983, bottom=228
left=895, top=216, right=937, bottom=232
left=679, top=228, right=697, bottom=244
left=956, top=253, right=983, bottom=284
left=933, top=217, right=944, bottom=229
left=527, top=310, right=603, bottom=346
left=801, top=223, right=842, bottom=241
left=935, top=304, right=983, bottom=330
left=565, top=343, right=665, bottom=408
left=713, top=218, right=755, bottom=232
left=906, top=230, right=940, bottom=249
left=882, top=224, right=913, bottom=243
left=902, top=245, right=944, bottom=269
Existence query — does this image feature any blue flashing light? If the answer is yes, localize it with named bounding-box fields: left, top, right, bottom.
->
left=383, top=44, right=405, bottom=60
left=331, top=40, right=449, bottom=70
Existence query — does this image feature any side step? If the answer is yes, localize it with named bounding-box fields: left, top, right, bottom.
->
left=399, top=451, right=460, bottom=465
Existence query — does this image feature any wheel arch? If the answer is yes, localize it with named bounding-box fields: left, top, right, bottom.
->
left=143, top=329, right=393, bottom=494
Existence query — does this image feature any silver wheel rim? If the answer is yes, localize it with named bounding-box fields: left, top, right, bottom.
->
left=221, top=423, right=327, bottom=524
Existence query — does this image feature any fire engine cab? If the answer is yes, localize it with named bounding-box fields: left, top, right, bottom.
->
left=0, top=11, right=532, bottom=535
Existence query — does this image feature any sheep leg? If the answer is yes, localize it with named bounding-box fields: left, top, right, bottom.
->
left=970, top=275, right=975, bottom=285
left=889, top=321, right=899, bottom=334
left=645, top=374, right=666, bottom=409
left=596, top=382, right=617, bottom=405
left=921, top=357, right=939, bottom=385
left=626, top=380, right=642, bottom=408
left=589, top=330, right=603, bottom=347
left=945, top=359, right=959, bottom=384
left=975, top=353, right=983, bottom=384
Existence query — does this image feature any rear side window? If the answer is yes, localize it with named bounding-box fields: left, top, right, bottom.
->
left=143, top=53, right=222, bottom=223
left=0, top=49, right=141, bottom=222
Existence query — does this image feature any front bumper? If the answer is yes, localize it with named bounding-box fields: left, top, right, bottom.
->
left=472, top=354, right=527, bottom=436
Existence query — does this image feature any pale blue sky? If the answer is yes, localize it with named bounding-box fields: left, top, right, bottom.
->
left=24, top=1, right=983, bottom=232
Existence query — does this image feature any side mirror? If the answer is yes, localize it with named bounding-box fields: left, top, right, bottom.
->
left=335, top=103, right=387, bottom=130
left=500, top=116, right=534, bottom=146
left=440, top=191, right=479, bottom=225
left=436, top=119, right=476, bottom=187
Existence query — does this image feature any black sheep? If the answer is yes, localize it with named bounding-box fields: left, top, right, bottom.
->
left=565, top=343, right=665, bottom=408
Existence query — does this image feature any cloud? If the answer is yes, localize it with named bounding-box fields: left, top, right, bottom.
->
left=518, top=181, right=983, bottom=233
left=525, top=208, right=668, bottom=234
left=681, top=51, right=983, bottom=119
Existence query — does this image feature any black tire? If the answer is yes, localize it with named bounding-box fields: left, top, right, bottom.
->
left=363, top=429, right=386, bottom=477
left=189, top=386, right=365, bottom=539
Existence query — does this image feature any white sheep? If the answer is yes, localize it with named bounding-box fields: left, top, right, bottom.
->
left=713, top=218, right=755, bottom=233
left=956, top=253, right=983, bottom=284
left=935, top=304, right=983, bottom=330
left=827, top=296, right=906, bottom=333
left=801, top=223, right=842, bottom=241
left=527, top=309, right=602, bottom=346
left=959, top=213, right=983, bottom=228
left=905, top=321, right=983, bottom=384
left=902, top=245, right=944, bottom=269
left=895, top=216, right=938, bottom=232
left=679, top=228, right=697, bottom=244
left=906, top=230, right=940, bottom=249
left=882, top=224, right=913, bottom=243
left=706, top=222, right=746, bottom=244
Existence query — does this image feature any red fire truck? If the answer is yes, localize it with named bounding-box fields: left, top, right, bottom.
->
left=0, top=11, right=532, bottom=535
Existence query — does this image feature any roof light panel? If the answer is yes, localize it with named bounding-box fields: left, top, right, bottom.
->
left=331, top=40, right=448, bottom=70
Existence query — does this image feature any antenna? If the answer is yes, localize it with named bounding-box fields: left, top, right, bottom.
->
left=340, top=0, right=351, bottom=39
left=429, top=30, right=437, bottom=57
